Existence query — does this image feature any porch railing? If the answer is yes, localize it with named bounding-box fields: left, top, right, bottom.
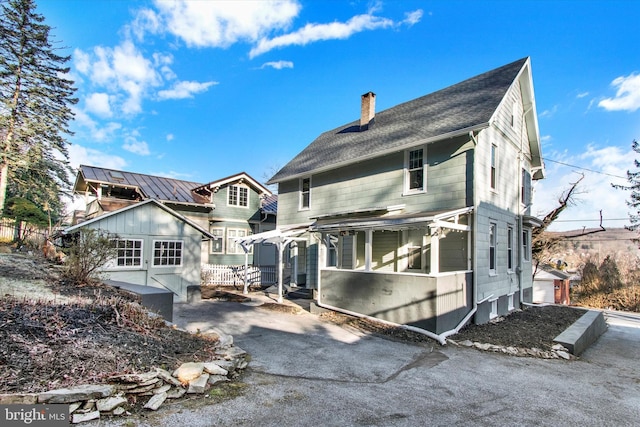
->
left=201, top=264, right=277, bottom=287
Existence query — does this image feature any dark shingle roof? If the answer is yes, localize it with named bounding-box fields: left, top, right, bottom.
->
left=269, top=58, right=528, bottom=183
left=76, top=165, right=205, bottom=204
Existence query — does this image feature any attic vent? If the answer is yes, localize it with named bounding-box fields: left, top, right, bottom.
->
left=109, top=171, right=125, bottom=182
left=360, top=91, right=376, bottom=131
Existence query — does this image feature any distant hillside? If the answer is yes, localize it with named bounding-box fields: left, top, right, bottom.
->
left=542, top=228, right=639, bottom=271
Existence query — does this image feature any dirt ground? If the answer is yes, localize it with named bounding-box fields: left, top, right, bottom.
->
left=1, top=249, right=585, bottom=395
left=0, top=251, right=220, bottom=394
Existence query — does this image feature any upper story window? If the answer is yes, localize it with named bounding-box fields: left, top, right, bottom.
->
left=523, top=229, right=531, bottom=262
left=228, top=185, right=248, bottom=207
left=489, top=222, right=497, bottom=274
left=490, top=144, right=498, bottom=190
left=507, top=226, right=514, bottom=271
left=511, top=100, right=517, bottom=128
left=521, top=168, right=531, bottom=206
left=405, top=147, right=425, bottom=193
left=300, top=177, right=311, bottom=210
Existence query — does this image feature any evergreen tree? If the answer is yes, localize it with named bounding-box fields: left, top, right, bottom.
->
left=0, top=0, right=77, bottom=217
left=613, top=140, right=640, bottom=232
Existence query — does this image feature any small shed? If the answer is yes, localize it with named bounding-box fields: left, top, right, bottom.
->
left=533, top=267, right=571, bottom=305
left=63, top=199, right=214, bottom=302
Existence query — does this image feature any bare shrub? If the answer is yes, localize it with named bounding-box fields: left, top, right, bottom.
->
left=61, top=228, right=119, bottom=286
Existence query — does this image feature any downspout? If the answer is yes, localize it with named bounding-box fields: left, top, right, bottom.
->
left=518, top=105, right=534, bottom=306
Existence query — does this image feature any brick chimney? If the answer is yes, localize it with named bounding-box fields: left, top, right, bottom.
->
left=360, top=91, right=376, bottom=131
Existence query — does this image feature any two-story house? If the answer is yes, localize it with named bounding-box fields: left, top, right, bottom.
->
left=260, top=57, right=544, bottom=340
left=69, top=166, right=276, bottom=301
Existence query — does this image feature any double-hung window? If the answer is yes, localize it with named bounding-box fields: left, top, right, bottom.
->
left=300, top=177, right=310, bottom=210
left=507, top=226, right=514, bottom=271
left=522, top=229, right=531, bottom=262
left=406, top=147, right=425, bottom=193
left=490, top=144, right=497, bottom=190
left=489, top=222, right=497, bottom=274
left=153, top=240, right=183, bottom=266
left=210, top=228, right=224, bottom=254
left=111, top=239, right=143, bottom=267
left=228, top=185, right=248, bottom=207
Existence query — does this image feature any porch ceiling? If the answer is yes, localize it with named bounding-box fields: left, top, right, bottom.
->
left=313, top=206, right=473, bottom=232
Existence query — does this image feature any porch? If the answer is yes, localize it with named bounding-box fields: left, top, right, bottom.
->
left=319, top=269, right=472, bottom=334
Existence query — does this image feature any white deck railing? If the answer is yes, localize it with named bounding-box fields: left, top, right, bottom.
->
left=201, top=264, right=277, bottom=286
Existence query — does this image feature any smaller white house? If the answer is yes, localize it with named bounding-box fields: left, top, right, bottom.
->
left=63, top=199, right=214, bottom=302
left=533, top=267, right=571, bottom=305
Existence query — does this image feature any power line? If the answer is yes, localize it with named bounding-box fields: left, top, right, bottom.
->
left=541, top=157, right=628, bottom=180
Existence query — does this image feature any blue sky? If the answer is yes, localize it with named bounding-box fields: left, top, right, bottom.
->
left=36, top=0, right=640, bottom=231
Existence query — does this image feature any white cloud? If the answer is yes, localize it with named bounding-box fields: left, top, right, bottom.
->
left=539, top=105, right=558, bottom=118
left=576, top=91, right=589, bottom=99
left=85, top=92, right=112, bottom=118
left=75, top=40, right=163, bottom=116
left=122, top=132, right=151, bottom=155
left=72, top=108, right=122, bottom=142
left=403, top=9, right=423, bottom=26
left=146, top=0, right=300, bottom=48
left=166, top=133, right=174, bottom=142
left=249, top=13, right=396, bottom=58
left=157, top=80, right=217, bottom=100
left=68, top=144, right=127, bottom=170
left=598, top=73, right=640, bottom=112
left=260, top=60, right=294, bottom=70
left=74, top=48, right=91, bottom=74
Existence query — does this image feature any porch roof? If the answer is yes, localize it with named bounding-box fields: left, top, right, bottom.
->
left=312, top=206, right=474, bottom=232
left=235, top=224, right=310, bottom=246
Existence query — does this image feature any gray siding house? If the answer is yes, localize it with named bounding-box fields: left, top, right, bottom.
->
left=72, top=166, right=276, bottom=267
left=264, top=57, right=544, bottom=340
left=63, top=199, right=214, bottom=302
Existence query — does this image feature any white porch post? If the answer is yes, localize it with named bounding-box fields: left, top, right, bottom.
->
left=365, top=229, right=373, bottom=271
left=430, top=226, right=440, bottom=274
left=242, top=246, right=249, bottom=295
left=277, top=241, right=284, bottom=304
left=291, top=242, right=298, bottom=287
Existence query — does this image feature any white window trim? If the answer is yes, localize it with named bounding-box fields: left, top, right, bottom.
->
left=152, top=239, right=184, bottom=267
left=227, top=184, right=249, bottom=208
left=299, top=177, right=311, bottom=211
left=523, top=229, right=531, bottom=262
left=489, top=222, right=497, bottom=275
left=404, top=145, right=427, bottom=195
left=508, top=293, right=515, bottom=311
left=210, top=227, right=225, bottom=254
left=507, top=225, right=514, bottom=272
left=490, top=143, right=498, bottom=191
left=227, top=228, right=252, bottom=254
left=107, top=238, right=144, bottom=270
left=489, top=298, right=499, bottom=319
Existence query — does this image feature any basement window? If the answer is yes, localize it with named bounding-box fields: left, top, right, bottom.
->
left=489, top=298, right=498, bottom=319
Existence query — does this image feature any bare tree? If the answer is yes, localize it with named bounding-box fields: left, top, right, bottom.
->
left=532, top=173, right=605, bottom=275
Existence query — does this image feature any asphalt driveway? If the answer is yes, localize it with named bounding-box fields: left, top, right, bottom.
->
left=96, top=296, right=640, bottom=426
